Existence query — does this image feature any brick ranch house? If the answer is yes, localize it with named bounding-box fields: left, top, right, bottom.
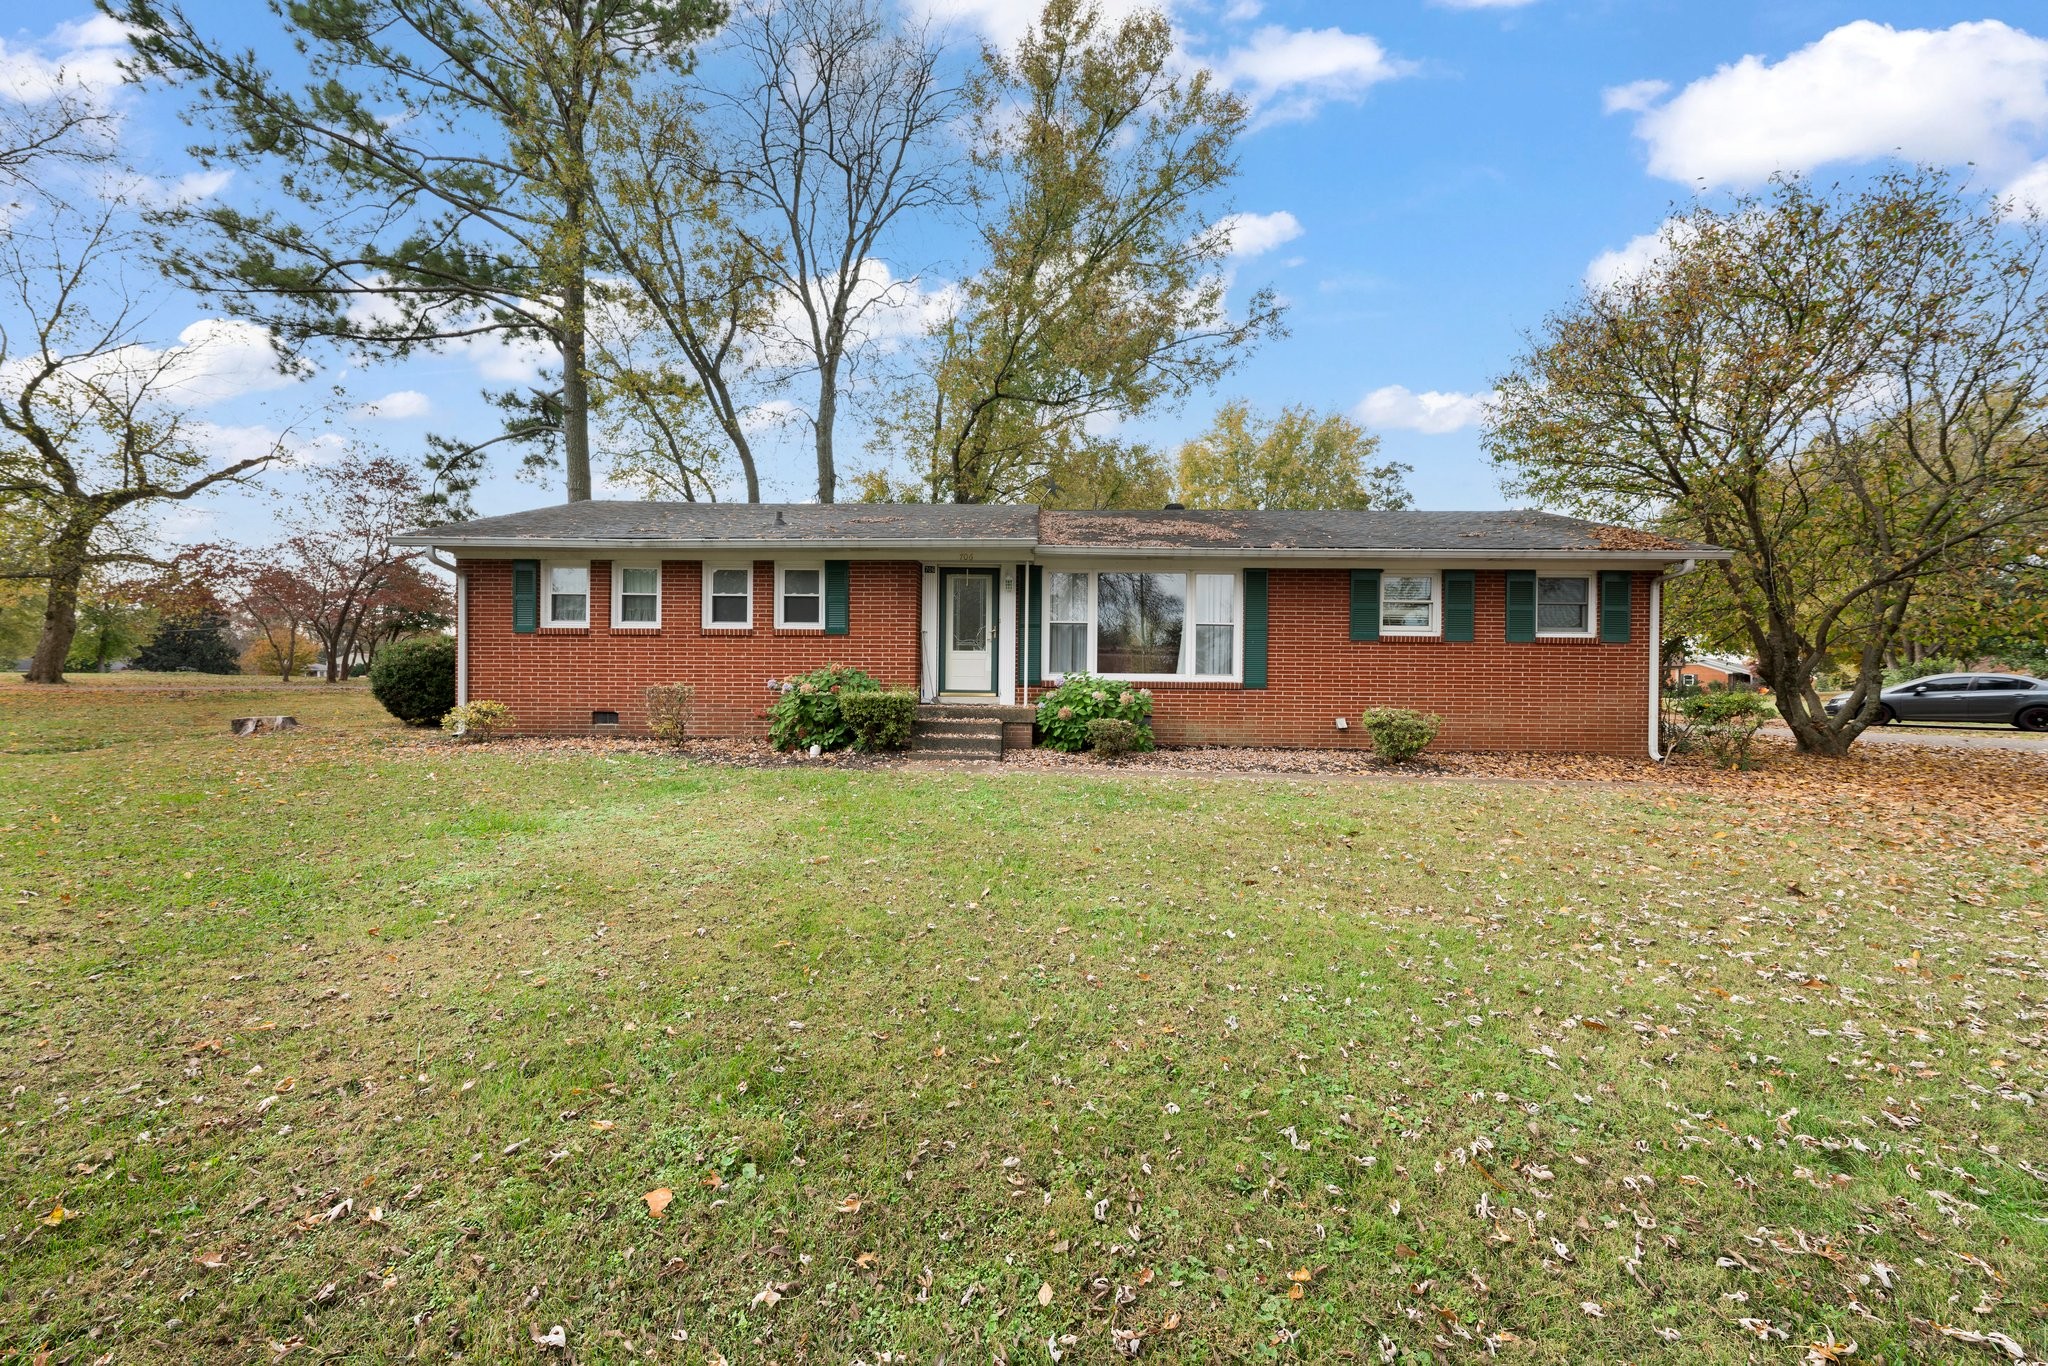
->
left=394, top=503, right=1730, bottom=757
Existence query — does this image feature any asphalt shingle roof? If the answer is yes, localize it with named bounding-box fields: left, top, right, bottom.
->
left=394, top=501, right=1040, bottom=548
left=396, top=501, right=1724, bottom=558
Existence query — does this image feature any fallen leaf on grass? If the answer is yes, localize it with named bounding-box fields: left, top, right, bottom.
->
left=41, top=1202, right=71, bottom=1227
left=836, top=1194, right=862, bottom=1214
left=195, top=1250, right=228, bottom=1270
left=1933, top=1325, right=2027, bottom=1360
left=643, top=1188, right=673, bottom=1219
left=1038, top=1281, right=1054, bottom=1307
left=530, top=1324, right=566, bottom=1349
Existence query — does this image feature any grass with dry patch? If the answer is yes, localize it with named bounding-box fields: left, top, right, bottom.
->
left=3, top=686, right=2044, bottom=1364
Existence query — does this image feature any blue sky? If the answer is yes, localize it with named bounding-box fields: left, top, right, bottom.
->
left=8, top=0, right=2048, bottom=544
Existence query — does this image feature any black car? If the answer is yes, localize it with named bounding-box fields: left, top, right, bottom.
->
left=1823, top=673, right=2048, bottom=730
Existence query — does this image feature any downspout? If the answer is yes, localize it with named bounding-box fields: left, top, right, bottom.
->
left=455, top=564, right=468, bottom=710
left=1649, top=558, right=1698, bottom=761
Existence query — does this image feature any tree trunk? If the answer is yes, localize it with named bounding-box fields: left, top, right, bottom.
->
left=25, top=558, right=84, bottom=684
left=814, top=361, right=838, bottom=504
left=1755, top=644, right=1867, bottom=757
left=562, top=288, right=593, bottom=504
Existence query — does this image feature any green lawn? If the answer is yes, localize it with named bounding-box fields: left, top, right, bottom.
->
left=3, top=686, right=2044, bottom=1364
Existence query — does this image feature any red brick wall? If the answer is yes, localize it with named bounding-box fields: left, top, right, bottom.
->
left=1027, top=568, right=1653, bottom=755
left=460, top=558, right=922, bottom=737
left=462, top=559, right=1653, bottom=754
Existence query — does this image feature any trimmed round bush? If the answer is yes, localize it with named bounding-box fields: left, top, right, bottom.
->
left=1357, top=706, right=1441, bottom=764
left=369, top=636, right=456, bottom=727
left=1084, top=717, right=1141, bottom=759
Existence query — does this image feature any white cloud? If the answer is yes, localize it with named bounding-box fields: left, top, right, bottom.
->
left=1615, top=20, right=2048, bottom=187
left=1211, top=210, right=1302, bottom=259
left=915, top=0, right=1166, bottom=51
left=1355, top=384, right=1496, bottom=435
left=152, top=319, right=310, bottom=404
left=352, top=389, right=432, bottom=421
left=1582, top=217, right=1699, bottom=291
left=1221, top=0, right=1262, bottom=21
left=2006, top=160, right=2048, bottom=215
left=98, top=168, right=234, bottom=208
left=0, top=14, right=134, bottom=106
left=1600, top=79, right=1668, bottom=115
left=1212, top=25, right=1411, bottom=126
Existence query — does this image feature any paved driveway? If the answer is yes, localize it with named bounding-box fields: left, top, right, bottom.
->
left=1768, top=722, right=2048, bottom=752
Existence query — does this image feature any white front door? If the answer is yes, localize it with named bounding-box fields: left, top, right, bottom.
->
left=943, top=570, right=996, bottom=693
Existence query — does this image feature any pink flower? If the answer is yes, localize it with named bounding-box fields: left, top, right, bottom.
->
left=800, top=682, right=816, bottom=695
left=1058, top=706, right=1074, bottom=720
left=1118, top=692, right=1133, bottom=706
left=1091, top=690, right=1105, bottom=702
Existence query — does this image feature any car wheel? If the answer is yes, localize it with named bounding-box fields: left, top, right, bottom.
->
left=2016, top=705, right=2048, bottom=733
left=1873, top=705, right=1894, bottom=727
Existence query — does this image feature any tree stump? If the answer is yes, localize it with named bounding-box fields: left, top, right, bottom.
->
left=229, top=716, right=299, bottom=737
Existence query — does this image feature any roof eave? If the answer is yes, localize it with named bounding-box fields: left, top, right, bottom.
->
left=1031, top=545, right=1729, bottom=562
left=394, top=534, right=1041, bottom=552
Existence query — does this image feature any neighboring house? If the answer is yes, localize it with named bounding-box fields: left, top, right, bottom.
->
left=1672, top=654, right=1757, bottom=690
left=394, top=503, right=1730, bottom=757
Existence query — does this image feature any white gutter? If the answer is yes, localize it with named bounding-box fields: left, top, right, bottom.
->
left=455, top=566, right=468, bottom=710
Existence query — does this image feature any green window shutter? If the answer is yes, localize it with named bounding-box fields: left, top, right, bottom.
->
left=1443, top=570, right=1475, bottom=642
left=1504, top=570, right=1536, bottom=643
left=512, top=559, right=539, bottom=634
left=1349, top=568, right=1381, bottom=642
left=1026, top=565, right=1043, bottom=685
left=1243, top=569, right=1268, bottom=689
left=1600, top=570, right=1632, bottom=643
left=823, top=560, right=850, bottom=635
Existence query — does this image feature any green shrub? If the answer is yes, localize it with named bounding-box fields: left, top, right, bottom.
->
left=440, top=699, right=514, bottom=741
left=1357, top=706, right=1441, bottom=763
left=1675, top=689, right=1774, bottom=769
left=368, top=636, right=456, bottom=726
left=1037, top=674, right=1154, bottom=753
left=767, top=664, right=883, bottom=751
left=1084, top=717, right=1141, bottom=759
left=645, top=683, right=696, bottom=748
left=840, top=689, right=917, bottom=751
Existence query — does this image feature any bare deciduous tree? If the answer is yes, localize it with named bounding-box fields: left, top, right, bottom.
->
left=0, top=204, right=284, bottom=683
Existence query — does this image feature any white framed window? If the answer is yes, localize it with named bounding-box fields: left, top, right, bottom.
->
left=1048, top=570, right=1089, bottom=674
left=543, top=563, right=589, bottom=627
left=1041, top=568, right=1241, bottom=681
left=612, top=563, right=660, bottom=628
left=1193, top=573, right=1236, bottom=674
left=1380, top=571, right=1437, bottom=635
left=702, top=563, right=753, bottom=628
left=1680, top=672, right=1699, bottom=687
left=776, top=563, right=823, bottom=629
left=1536, top=574, right=1593, bottom=636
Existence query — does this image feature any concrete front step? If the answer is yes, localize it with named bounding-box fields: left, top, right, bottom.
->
left=919, top=702, right=1035, bottom=723
left=911, top=711, right=1006, bottom=759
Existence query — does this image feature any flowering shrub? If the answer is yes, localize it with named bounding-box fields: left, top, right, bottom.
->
left=767, top=664, right=883, bottom=751
left=1037, top=673, right=1153, bottom=752
left=440, top=699, right=514, bottom=741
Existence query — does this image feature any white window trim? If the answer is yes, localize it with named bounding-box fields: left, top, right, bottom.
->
left=1378, top=569, right=1440, bottom=637
left=1040, top=566, right=1243, bottom=684
left=542, top=561, right=591, bottom=629
left=1535, top=572, right=1597, bottom=638
left=702, top=562, right=754, bottom=630
left=775, top=561, right=826, bottom=631
left=610, top=561, right=662, bottom=630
